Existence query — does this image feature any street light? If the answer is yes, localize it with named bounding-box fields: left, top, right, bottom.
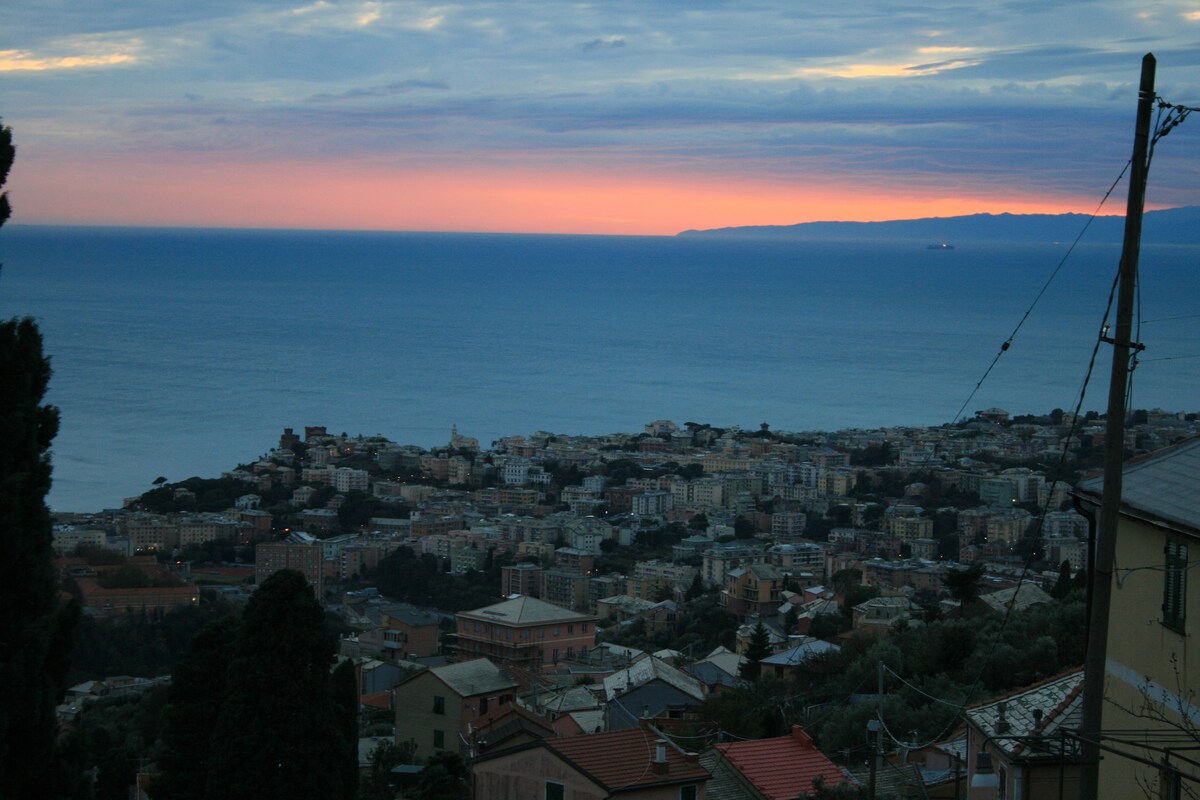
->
left=970, top=751, right=1000, bottom=790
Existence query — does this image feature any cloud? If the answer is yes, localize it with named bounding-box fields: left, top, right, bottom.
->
left=582, top=37, right=627, bottom=52
left=307, top=79, right=450, bottom=101
left=4, top=0, right=1199, bottom=231
left=0, top=49, right=137, bottom=72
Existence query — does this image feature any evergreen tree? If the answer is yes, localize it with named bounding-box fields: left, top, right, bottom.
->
left=783, top=606, right=799, bottom=637
left=1050, top=560, right=1073, bottom=600
left=0, top=117, right=80, bottom=799
left=944, top=563, right=985, bottom=605
left=739, top=621, right=772, bottom=681
left=408, top=752, right=470, bottom=800
left=150, top=618, right=237, bottom=800
left=331, top=658, right=360, bottom=800
left=206, top=570, right=351, bottom=800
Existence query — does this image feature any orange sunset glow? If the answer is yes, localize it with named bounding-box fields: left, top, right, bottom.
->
left=12, top=156, right=1097, bottom=236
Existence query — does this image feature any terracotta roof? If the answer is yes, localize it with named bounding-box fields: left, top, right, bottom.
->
left=474, top=703, right=557, bottom=751
left=360, top=690, right=392, bottom=710
left=547, top=727, right=709, bottom=792
left=714, top=726, right=855, bottom=800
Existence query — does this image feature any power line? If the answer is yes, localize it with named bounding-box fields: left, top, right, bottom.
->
left=944, top=158, right=1131, bottom=427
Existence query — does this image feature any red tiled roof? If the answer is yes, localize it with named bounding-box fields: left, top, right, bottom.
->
left=361, top=691, right=392, bottom=710
left=547, top=727, right=709, bottom=791
left=715, top=726, right=854, bottom=800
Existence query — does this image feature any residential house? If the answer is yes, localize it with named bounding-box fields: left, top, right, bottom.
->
left=1074, top=437, right=1200, bottom=799
left=603, top=656, right=706, bottom=731
left=851, top=595, right=914, bottom=634
left=963, top=670, right=1083, bottom=800
left=380, top=605, right=441, bottom=658
left=722, top=563, right=785, bottom=622
left=758, top=638, right=841, bottom=681
left=471, top=724, right=710, bottom=800
left=470, top=703, right=558, bottom=757
left=392, top=658, right=518, bottom=758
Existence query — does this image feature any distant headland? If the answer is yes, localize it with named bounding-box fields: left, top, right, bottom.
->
left=677, top=206, right=1200, bottom=244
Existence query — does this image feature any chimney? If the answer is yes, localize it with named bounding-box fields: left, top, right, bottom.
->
left=652, top=739, right=669, bottom=775
left=1032, top=708, right=1044, bottom=728
left=791, top=725, right=815, bottom=749
left=996, top=702, right=1011, bottom=734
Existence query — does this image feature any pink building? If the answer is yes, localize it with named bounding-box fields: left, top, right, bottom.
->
left=454, top=595, right=596, bottom=672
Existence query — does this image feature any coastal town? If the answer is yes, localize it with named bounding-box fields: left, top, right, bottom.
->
left=50, top=409, right=1200, bottom=799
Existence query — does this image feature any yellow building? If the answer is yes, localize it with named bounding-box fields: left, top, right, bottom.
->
left=1075, top=437, right=1200, bottom=799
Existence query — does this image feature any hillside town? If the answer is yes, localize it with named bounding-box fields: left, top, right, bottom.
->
left=50, top=409, right=1200, bottom=799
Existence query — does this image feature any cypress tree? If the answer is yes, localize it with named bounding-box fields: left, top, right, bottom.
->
left=151, top=618, right=237, bottom=800
left=205, top=569, right=349, bottom=800
left=1050, top=560, right=1074, bottom=600
left=330, top=658, right=360, bottom=800
left=0, top=118, right=79, bottom=799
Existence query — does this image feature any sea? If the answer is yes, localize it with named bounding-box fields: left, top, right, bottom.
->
left=1, top=225, right=1197, bottom=513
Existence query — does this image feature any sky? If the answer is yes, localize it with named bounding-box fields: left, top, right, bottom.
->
left=3, top=1, right=1200, bottom=235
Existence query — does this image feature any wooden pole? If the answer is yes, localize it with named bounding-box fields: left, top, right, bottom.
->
left=1077, top=51, right=1156, bottom=800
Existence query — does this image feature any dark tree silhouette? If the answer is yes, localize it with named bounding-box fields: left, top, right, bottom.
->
left=739, top=621, right=772, bottom=681
left=150, top=618, right=237, bottom=800
left=0, top=117, right=81, bottom=799
left=944, top=563, right=986, bottom=604
left=205, top=570, right=352, bottom=800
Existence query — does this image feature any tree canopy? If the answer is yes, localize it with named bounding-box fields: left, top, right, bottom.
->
left=155, top=570, right=355, bottom=800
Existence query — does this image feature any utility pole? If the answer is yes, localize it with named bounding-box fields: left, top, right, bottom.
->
left=868, top=660, right=884, bottom=799
left=1078, top=51, right=1156, bottom=800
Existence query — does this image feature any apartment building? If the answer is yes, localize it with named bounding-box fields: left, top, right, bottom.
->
left=454, top=595, right=596, bottom=671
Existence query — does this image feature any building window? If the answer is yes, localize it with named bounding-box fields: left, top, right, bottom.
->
left=433, top=696, right=445, bottom=715
left=680, top=786, right=698, bottom=800
left=433, top=729, right=444, bottom=749
left=553, top=626, right=560, bottom=637
left=567, top=623, right=574, bottom=634
left=545, top=781, right=565, bottom=800
left=581, top=622, right=589, bottom=633
left=479, top=697, right=489, bottom=715
left=1164, top=540, right=1188, bottom=632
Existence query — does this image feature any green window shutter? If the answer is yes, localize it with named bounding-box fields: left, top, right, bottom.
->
left=1163, top=540, right=1187, bottom=632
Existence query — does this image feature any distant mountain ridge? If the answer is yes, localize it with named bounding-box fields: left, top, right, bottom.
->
left=677, top=206, right=1200, bottom=244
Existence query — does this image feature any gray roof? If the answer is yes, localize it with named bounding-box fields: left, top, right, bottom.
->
left=460, top=594, right=593, bottom=624
left=1076, top=436, right=1200, bottom=533
left=965, top=670, right=1083, bottom=759
left=603, top=656, right=705, bottom=703
left=431, top=658, right=517, bottom=697
left=382, top=604, right=440, bottom=627
left=699, top=748, right=761, bottom=800
left=686, top=661, right=746, bottom=690
left=978, top=584, right=1053, bottom=615
left=759, top=638, right=840, bottom=666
